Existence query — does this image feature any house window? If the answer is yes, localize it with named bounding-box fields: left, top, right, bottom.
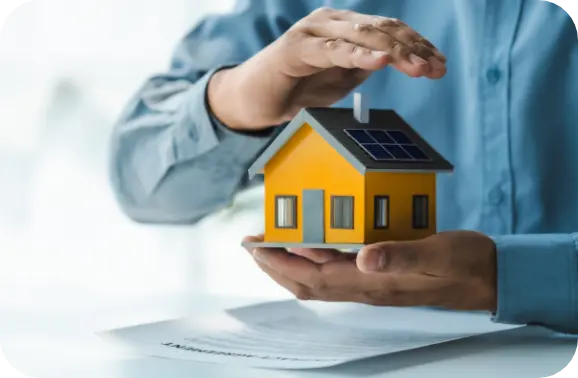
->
left=374, top=196, right=389, bottom=229
left=413, top=195, right=429, bottom=229
left=275, top=196, right=297, bottom=229
left=331, top=196, right=354, bottom=229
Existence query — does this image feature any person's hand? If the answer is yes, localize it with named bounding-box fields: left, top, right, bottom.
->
left=209, top=7, right=447, bottom=130
left=243, top=231, right=497, bottom=312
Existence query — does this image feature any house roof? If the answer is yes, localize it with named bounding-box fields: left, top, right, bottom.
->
left=247, top=107, right=454, bottom=179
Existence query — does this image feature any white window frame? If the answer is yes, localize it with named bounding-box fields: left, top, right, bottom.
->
left=331, top=196, right=354, bottom=229
left=374, top=196, right=390, bottom=229
left=275, top=195, right=297, bottom=229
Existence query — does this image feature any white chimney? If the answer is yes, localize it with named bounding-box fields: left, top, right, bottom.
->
left=354, top=92, right=369, bottom=123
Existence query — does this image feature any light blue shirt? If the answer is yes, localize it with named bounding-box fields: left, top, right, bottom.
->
left=109, top=0, right=578, bottom=333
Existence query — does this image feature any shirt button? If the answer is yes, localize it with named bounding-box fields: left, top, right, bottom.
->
left=486, top=68, right=502, bottom=84
left=488, top=187, right=504, bottom=206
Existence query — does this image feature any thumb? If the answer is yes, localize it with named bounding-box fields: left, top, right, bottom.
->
left=357, top=240, right=433, bottom=274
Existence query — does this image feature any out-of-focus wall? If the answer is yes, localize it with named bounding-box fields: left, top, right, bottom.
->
left=0, top=0, right=290, bottom=315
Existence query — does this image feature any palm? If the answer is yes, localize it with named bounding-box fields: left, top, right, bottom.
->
left=291, top=67, right=372, bottom=110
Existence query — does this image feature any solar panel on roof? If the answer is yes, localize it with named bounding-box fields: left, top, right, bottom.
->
left=387, top=130, right=413, bottom=144
left=344, top=129, right=431, bottom=162
left=366, top=130, right=395, bottom=144
left=384, top=145, right=411, bottom=159
left=346, top=129, right=375, bottom=144
left=360, top=144, right=394, bottom=160
left=402, top=145, right=429, bottom=160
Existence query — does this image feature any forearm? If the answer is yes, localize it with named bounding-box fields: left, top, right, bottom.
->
left=492, top=233, right=578, bottom=334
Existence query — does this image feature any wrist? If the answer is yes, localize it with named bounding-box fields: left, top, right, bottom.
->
left=207, top=67, right=249, bottom=131
left=208, top=55, right=298, bottom=131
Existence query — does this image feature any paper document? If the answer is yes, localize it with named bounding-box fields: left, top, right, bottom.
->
left=99, top=300, right=520, bottom=369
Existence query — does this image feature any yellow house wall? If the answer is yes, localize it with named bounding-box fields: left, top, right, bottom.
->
left=364, top=172, right=437, bottom=243
left=264, top=123, right=365, bottom=244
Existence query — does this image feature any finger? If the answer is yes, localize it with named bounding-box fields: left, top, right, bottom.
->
left=308, top=21, right=431, bottom=77
left=301, top=37, right=391, bottom=72
left=254, top=260, right=313, bottom=300
left=242, top=236, right=314, bottom=299
left=255, top=247, right=364, bottom=292
left=257, top=259, right=363, bottom=303
left=372, top=17, right=446, bottom=61
left=242, top=234, right=264, bottom=254
left=357, top=240, right=438, bottom=274
left=340, top=14, right=447, bottom=63
left=253, top=247, right=323, bottom=288
left=371, top=18, right=446, bottom=79
left=287, top=247, right=347, bottom=263
left=329, top=14, right=446, bottom=78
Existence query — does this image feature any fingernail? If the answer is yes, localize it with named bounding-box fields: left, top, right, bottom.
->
left=428, top=56, right=445, bottom=72
left=409, top=53, right=428, bottom=66
left=372, top=50, right=388, bottom=59
left=364, top=248, right=387, bottom=271
left=435, top=52, right=447, bottom=63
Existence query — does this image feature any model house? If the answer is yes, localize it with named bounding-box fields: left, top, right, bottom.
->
left=243, top=93, right=454, bottom=250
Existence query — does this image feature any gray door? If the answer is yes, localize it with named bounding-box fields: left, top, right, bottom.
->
left=302, top=190, right=325, bottom=243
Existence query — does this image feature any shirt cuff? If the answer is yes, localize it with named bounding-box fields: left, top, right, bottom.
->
left=177, top=65, right=277, bottom=167
left=491, top=234, right=578, bottom=334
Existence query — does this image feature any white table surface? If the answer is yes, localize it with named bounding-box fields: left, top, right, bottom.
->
left=0, top=286, right=575, bottom=378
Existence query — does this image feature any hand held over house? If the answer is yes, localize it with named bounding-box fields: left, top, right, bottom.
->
left=208, top=7, right=447, bottom=131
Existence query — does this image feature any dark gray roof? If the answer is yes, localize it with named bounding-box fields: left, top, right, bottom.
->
left=248, top=108, right=454, bottom=179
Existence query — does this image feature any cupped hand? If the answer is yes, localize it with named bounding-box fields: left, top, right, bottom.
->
left=243, top=231, right=497, bottom=312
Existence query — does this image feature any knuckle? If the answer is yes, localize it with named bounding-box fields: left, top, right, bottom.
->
left=294, top=287, right=313, bottom=301
left=333, top=8, right=353, bottom=18
left=308, top=276, right=327, bottom=292
left=374, top=16, right=404, bottom=29
left=288, top=19, right=310, bottom=35
left=324, top=38, right=342, bottom=50
left=380, top=35, right=397, bottom=50
left=373, top=17, right=390, bottom=28
left=351, top=44, right=370, bottom=56
left=283, top=26, right=306, bottom=44
left=353, top=23, right=373, bottom=34
left=396, top=44, right=412, bottom=59
left=311, top=6, right=334, bottom=18
left=388, top=40, right=403, bottom=54
left=418, top=37, right=431, bottom=46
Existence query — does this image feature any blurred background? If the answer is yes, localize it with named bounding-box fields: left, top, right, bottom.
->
left=0, top=0, right=289, bottom=317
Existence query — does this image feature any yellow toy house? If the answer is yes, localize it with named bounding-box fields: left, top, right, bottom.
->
left=243, top=93, right=453, bottom=250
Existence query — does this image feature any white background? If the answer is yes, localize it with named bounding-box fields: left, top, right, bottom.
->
left=0, top=0, right=290, bottom=376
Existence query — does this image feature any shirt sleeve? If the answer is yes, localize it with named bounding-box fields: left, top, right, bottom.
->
left=108, top=0, right=312, bottom=224
left=491, top=233, right=578, bottom=334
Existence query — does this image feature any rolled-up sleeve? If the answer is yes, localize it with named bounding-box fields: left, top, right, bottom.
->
left=492, top=233, right=578, bottom=334
left=109, top=0, right=310, bottom=224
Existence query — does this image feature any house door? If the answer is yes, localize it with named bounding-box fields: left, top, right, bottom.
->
left=302, top=189, right=325, bottom=243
